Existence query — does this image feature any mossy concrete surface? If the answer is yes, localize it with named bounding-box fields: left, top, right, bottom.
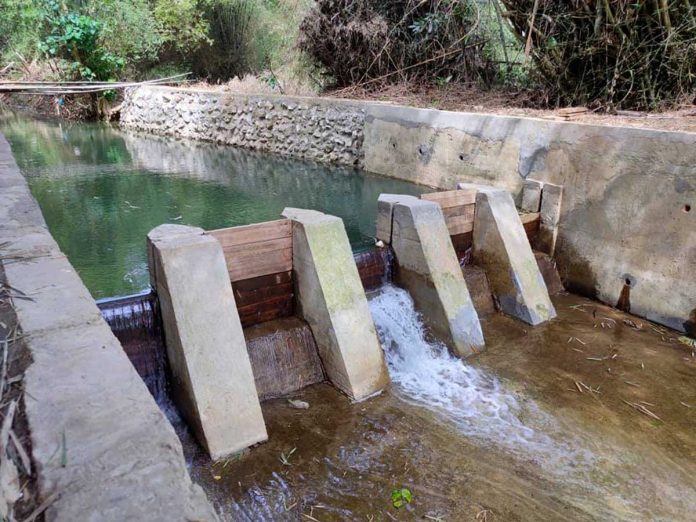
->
left=470, top=186, right=557, bottom=326
left=377, top=194, right=485, bottom=356
left=282, top=207, right=388, bottom=401
left=148, top=224, right=268, bottom=460
left=0, top=134, right=217, bottom=520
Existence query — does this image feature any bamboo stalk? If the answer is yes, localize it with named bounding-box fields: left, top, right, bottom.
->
left=524, top=0, right=541, bottom=63
left=659, top=0, right=672, bottom=32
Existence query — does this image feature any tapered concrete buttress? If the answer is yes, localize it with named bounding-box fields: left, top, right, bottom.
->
left=376, top=194, right=485, bottom=357
left=466, top=186, right=557, bottom=325
left=147, top=224, right=267, bottom=460
left=281, top=208, right=389, bottom=401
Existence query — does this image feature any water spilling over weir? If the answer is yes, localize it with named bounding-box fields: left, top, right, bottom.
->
left=2, top=109, right=696, bottom=520
left=97, top=290, right=168, bottom=400
left=369, top=284, right=593, bottom=472
left=96, top=247, right=395, bottom=403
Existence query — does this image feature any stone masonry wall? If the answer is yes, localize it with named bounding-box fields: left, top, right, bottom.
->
left=121, top=86, right=366, bottom=166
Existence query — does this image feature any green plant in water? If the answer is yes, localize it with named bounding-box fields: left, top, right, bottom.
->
left=391, top=487, right=413, bottom=509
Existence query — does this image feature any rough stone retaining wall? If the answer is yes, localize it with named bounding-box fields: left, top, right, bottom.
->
left=121, top=86, right=696, bottom=334
left=0, top=134, right=216, bottom=520
left=121, top=86, right=365, bottom=166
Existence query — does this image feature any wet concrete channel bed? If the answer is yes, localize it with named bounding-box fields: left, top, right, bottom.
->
left=180, top=293, right=696, bottom=521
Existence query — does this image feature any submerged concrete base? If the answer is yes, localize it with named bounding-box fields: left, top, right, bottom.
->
left=282, top=208, right=388, bottom=401
left=377, top=194, right=485, bottom=357
left=467, top=186, right=557, bottom=325
left=148, top=224, right=267, bottom=460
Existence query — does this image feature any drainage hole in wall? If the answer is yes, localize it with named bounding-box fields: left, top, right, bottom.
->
left=625, top=278, right=632, bottom=286
left=684, top=204, right=691, bottom=213
left=417, top=146, right=425, bottom=156
left=458, top=153, right=465, bottom=161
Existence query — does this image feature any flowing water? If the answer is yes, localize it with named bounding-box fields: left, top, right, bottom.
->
left=369, top=285, right=594, bottom=473
left=0, top=112, right=427, bottom=298
left=173, top=289, right=696, bottom=521
left=368, top=287, right=696, bottom=519
left=5, top=112, right=696, bottom=520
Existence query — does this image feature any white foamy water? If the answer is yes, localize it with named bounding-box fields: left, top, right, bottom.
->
left=368, top=284, right=593, bottom=470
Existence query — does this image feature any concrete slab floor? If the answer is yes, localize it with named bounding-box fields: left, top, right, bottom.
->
left=176, top=293, right=696, bottom=521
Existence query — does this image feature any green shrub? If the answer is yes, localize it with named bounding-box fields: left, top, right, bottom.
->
left=0, top=0, right=42, bottom=62
left=84, top=0, right=163, bottom=68
left=154, top=0, right=211, bottom=60
left=38, top=1, right=125, bottom=81
left=192, top=0, right=261, bottom=81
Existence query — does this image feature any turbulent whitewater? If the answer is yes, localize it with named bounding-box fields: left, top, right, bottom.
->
left=368, top=284, right=593, bottom=471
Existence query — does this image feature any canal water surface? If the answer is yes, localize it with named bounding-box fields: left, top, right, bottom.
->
left=0, top=112, right=426, bottom=298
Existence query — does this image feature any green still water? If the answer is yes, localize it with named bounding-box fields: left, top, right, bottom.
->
left=0, top=112, right=427, bottom=299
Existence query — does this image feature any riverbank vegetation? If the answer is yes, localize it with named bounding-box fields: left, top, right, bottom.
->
left=1, top=0, right=694, bottom=116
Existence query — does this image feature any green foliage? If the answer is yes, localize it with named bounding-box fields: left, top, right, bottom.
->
left=391, top=487, right=413, bottom=509
left=192, top=0, right=315, bottom=82
left=1, top=0, right=314, bottom=86
left=38, top=1, right=125, bottom=81
left=193, top=0, right=260, bottom=80
left=0, top=0, right=42, bottom=60
left=154, top=0, right=211, bottom=58
left=83, top=0, right=163, bottom=67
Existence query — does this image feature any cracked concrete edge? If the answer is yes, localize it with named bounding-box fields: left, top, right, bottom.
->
left=0, top=133, right=218, bottom=521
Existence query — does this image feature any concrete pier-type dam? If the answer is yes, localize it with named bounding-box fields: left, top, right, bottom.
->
left=1, top=99, right=694, bottom=521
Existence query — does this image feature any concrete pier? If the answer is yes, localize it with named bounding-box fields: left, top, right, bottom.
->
left=377, top=194, right=485, bottom=357
left=467, top=186, right=557, bottom=325
left=282, top=208, right=389, bottom=401
left=521, top=179, right=543, bottom=212
left=148, top=224, right=267, bottom=460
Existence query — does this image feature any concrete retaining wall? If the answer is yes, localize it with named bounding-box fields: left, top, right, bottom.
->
left=121, top=87, right=696, bottom=334
left=0, top=134, right=216, bottom=520
left=363, top=105, right=696, bottom=334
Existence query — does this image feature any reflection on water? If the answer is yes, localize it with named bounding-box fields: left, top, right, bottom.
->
left=0, top=112, right=427, bottom=298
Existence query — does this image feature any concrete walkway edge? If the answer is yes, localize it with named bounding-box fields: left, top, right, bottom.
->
left=0, top=133, right=217, bottom=521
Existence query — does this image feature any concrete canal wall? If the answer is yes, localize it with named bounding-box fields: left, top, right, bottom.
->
left=122, top=86, right=696, bottom=335
left=0, top=134, right=216, bottom=521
